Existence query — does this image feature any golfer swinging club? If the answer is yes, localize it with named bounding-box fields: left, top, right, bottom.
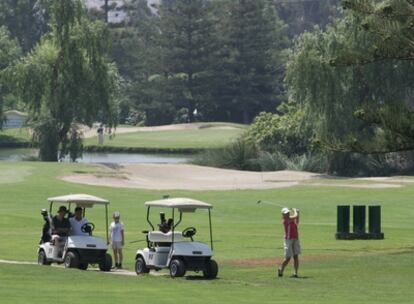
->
left=278, top=207, right=301, bottom=278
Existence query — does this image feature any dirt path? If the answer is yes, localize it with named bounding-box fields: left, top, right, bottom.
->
left=0, top=259, right=146, bottom=276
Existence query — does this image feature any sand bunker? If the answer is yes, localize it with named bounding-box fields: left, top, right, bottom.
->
left=60, top=163, right=411, bottom=190
left=61, top=164, right=320, bottom=190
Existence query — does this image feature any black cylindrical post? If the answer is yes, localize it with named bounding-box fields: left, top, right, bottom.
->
left=369, top=205, right=381, bottom=234
left=337, top=205, right=350, bottom=234
left=353, top=205, right=366, bottom=234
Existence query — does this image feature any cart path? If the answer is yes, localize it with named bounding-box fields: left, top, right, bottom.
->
left=0, top=259, right=144, bottom=276
left=0, top=259, right=37, bottom=265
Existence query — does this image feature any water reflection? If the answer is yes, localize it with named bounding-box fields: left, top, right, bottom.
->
left=0, top=148, right=190, bottom=164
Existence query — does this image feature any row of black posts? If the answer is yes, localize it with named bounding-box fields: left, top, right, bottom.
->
left=336, top=205, right=384, bottom=240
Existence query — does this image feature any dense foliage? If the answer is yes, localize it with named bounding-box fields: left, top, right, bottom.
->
left=0, top=27, right=21, bottom=126
left=7, top=0, right=119, bottom=161
left=0, top=0, right=48, bottom=53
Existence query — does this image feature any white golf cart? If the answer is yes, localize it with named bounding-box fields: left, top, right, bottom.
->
left=38, top=194, right=112, bottom=271
left=135, top=197, right=218, bottom=279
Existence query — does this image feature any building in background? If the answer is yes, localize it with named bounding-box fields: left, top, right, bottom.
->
left=85, top=0, right=160, bottom=23
left=3, top=110, right=28, bottom=129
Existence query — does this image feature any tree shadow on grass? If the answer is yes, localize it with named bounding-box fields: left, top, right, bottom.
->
left=185, top=275, right=220, bottom=281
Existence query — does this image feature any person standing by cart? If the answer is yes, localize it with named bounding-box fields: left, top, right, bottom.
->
left=278, top=207, right=301, bottom=278
left=110, top=211, right=124, bottom=269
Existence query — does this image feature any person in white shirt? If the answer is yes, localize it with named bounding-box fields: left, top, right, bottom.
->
left=110, top=211, right=125, bottom=269
left=69, top=207, right=89, bottom=236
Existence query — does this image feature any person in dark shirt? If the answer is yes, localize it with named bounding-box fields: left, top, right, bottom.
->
left=51, top=206, right=71, bottom=244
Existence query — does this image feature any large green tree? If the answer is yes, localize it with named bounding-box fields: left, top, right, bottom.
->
left=156, top=0, right=214, bottom=123
left=335, top=0, right=414, bottom=152
left=110, top=0, right=162, bottom=125
left=211, top=0, right=288, bottom=123
left=0, top=0, right=48, bottom=53
left=275, top=0, right=340, bottom=38
left=8, top=0, right=119, bottom=161
left=286, top=6, right=414, bottom=172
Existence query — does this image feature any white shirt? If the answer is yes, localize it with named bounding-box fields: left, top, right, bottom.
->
left=69, top=217, right=89, bottom=236
left=110, top=222, right=124, bottom=242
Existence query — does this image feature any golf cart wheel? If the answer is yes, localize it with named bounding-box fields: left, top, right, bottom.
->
left=37, top=250, right=51, bottom=266
left=64, top=251, right=80, bottom=269
left=99, top=253, right=112, bottom=272
left=135, top=256, right=150, bottom=275
left=170, top=259, right=186, bottom=278
left=79, top=262, right=88, bottom=270
left=203, top=259, right=218, bottom=279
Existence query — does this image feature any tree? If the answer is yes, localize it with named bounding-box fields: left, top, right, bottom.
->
left=109, top=0, right=162, bottom=125
left=248, top=101, right=312, bottom=156
left=0, top=0, right=49, bottom=53
left=211, top=0, right=288, bottom=123
left=274, top=0, right=340, bottom=38
left=8, top=0, right=119, bottom=161
left=0, top=26, right=22, bottom=127
left=333, top=0, right=414, bottom=152
left=286, top=8, right=414, bottom=172
left=157, top=0, right=215, bottom=122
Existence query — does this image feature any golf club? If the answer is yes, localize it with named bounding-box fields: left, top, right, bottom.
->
left=256, top=200, right=285, bottom=208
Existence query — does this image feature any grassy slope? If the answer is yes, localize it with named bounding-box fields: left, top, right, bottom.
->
left=0, top=123, right=245, bottom=150
left=0, top=161, right=413, bottom=303
left=84, top=124, right=246, bottom=149
left=0, top=128, right=31, bottom=146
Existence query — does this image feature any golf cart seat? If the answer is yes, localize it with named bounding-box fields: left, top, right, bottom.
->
left=148, top=231, right=183, bottom=244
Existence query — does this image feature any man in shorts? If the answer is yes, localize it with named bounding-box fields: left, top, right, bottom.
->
left=110, top=211, right=125, bottom=269
left=278, top=207, right=301, bottom=278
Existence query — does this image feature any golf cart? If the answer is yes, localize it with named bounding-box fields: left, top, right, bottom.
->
left=135, top=197, right=218, bottom=279
left=38, top=194, right=112, bottom=271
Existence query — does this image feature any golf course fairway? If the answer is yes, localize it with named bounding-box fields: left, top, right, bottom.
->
left=0, top=161, right=413, bottom=303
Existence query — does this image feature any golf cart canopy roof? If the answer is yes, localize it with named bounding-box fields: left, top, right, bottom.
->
left=47, top=194, right=109, bottom=208
left=145, top=197, right=212, bottom=212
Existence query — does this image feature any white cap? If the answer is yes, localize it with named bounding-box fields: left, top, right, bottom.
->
left=113, top=211, right=120, bottom=218
left=281, top=207, right=290, bottom=214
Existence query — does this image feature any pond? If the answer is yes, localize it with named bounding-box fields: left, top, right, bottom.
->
left=0, top=148, right=191, bottom=164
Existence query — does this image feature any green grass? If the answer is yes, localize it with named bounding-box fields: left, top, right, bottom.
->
left=84, top=123, right=246, bottom=150
left=0, top=161, right=413, bottom=303
left=0, top=128, right=31, bottom=147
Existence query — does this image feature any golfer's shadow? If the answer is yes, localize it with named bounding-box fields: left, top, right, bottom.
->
left=290, top=275, right=311, bottom=279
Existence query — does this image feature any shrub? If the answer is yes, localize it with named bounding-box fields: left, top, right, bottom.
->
left=251, top=151, right=287, bottom=171
left=248, top=101, right=313, bottom=155
left=193, top=137, right=259, bottom=170
left=285, top=153, right=328, bottom=172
